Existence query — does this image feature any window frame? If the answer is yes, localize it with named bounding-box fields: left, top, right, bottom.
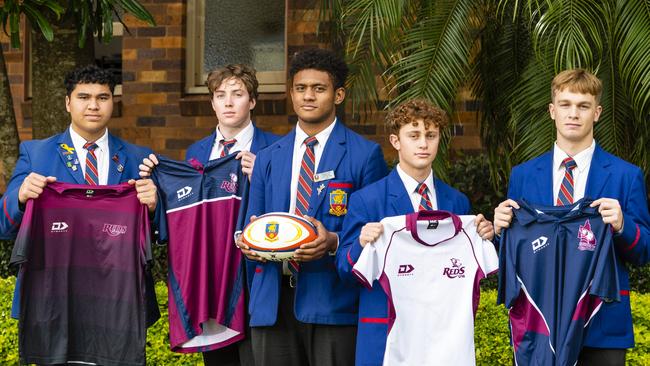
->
left=185, top=0, right=288, bottom=94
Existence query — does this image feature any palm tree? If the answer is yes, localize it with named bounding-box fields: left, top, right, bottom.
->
left=326, top=0, right=650, bottom=187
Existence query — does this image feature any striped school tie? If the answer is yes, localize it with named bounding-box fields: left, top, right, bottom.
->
left=556, top=157, right=577, bottom=206
left=291, top=136, right=318, bottom=273
left=417, top=183, right=433, bottom=211
left=220, top=139, right=237, bottom=157
left=83, top=142, right=99, bottom=185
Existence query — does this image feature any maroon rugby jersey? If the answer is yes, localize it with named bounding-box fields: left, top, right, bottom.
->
left=11, top=182, right=151, bottom=366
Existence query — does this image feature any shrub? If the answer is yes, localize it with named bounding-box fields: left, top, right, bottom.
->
left=2, top=280, right=650, bottom=365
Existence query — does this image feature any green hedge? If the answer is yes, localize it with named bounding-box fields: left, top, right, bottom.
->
left=2, top=278, right=650, bottom=365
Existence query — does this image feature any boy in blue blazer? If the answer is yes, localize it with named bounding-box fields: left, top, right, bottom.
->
left=139, top=64, right=279, bottom=366
left=237, top=48, right=388, bottom=366
left=1, top=64, right=157, bottom=238
left=336, top=99, right=494, bottom=366
left=494, top=69, right=650, bottom=365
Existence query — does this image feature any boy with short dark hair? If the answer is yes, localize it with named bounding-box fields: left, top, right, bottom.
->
left=238, top=48, right=388, bottom=366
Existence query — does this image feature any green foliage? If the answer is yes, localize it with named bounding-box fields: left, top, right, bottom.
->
left=0, top=241, right=15, bottom=278
left=0, top=277, right=19, bottom=365
left=2, top=279, right=650, bottom=364
left=0, top=0, right=155, bottom=49
left=447, top=152, right=506, bottom=221
left=475, top=290, right=512, bottom=365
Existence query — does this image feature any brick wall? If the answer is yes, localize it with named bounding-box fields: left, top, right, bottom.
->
left=0, top=0, right=482, bottom=190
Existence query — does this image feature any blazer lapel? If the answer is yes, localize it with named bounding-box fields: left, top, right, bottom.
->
left=309, top=122, right=347, bottom=215
left=250, top=124, right=263, bottom=154
left=535, top=151, right=554, bottom=206
left=56, top=131, right=85, bottom=184
left=388, top=169, right=414, bottom=215
left=435, top=178, right=454, bottom=212
left=199, top=131, right=217, bottom=165
left=585, top=144, right=611, bottom=199
left=271, top=131, right=295, bottom=212
left=107, top=133, right=126, bottom=185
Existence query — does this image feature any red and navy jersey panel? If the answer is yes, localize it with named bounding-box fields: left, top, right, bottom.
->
left=498, top=199, right=620, bottom=366
left=11, top=182, right=152, bottom=366
left=153, top=154, right=248, bottom=353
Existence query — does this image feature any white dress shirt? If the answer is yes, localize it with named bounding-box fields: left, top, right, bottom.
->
left=552, top=140, right=595, bottom=204
left=288, top=119, right=337, bottom=214
left=208, top=121, right=255, bottom=161
left=70, top=126, right=109, bottom=185
left=396, top=164, right=438, bottom=212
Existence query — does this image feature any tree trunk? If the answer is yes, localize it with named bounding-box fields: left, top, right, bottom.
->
left=0, top=48, right=20, bottom=193
left=31, top=14, right=94, bottom=140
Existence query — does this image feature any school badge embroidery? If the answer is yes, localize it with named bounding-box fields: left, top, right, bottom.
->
left=329, top=189, right=348, bottom=216
left=577, top=219, right=596, bottom=251
left=265, top=222, right=279, bottom=242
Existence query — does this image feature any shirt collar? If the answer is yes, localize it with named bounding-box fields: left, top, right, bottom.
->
left=396, top=164, right=435, bottom=195
left=295, top=118, right=337, bottom=147
left=215, top=121, right=254, bottom=144
left=553, top=139, right=595, bottom=173
left=69, top=125, right=108, bottom=152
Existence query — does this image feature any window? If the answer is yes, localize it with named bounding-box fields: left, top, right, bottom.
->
left=186, top=0, right=287, bottom=94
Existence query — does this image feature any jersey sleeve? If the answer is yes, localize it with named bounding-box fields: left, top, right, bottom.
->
left=591, top=225, right=620, bottom=302
left=477, top=238, right=499, bottom=277
left=352, top=235, right=387, bottom=289
left=151, top=158, right=169, bottom=244
left=497, top=228, right=521, bottom=308
left=10, top=199, right=35, bottom=265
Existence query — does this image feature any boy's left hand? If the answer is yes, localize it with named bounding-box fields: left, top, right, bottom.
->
left=293, top=216, right=337, bottom=262
left=475, top=214, right=495, bottom=241
left=591, top=198, right=624, bottom=232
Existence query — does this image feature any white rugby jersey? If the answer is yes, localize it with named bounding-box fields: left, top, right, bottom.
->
left=352, top=211, right=499, bottom=366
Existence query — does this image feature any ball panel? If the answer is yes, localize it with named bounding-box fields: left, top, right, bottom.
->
left=241, top=212, right=318, bottom=260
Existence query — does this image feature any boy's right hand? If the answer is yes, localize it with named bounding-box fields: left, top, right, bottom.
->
left=139, top=154, right=159, bottom=178
left=359, top=222, right=383, bottom=247
left=494, top=199, right=520, bottom=236
left=236, top=215, right=267, bottom=262
left=18, top=173, right=56, bottom=204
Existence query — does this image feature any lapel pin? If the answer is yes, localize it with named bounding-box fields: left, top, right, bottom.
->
left=317, top=183, right=326, bottom=195
left=71, top=165, right=78, bottom=171
left=117, top=164, right=124, bottom=172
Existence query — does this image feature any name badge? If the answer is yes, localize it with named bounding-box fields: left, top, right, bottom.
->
left=314, top=170, right=335, bottom=182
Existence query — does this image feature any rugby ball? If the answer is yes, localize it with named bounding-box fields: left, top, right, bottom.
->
left=242, top=212, right=318, bottom=261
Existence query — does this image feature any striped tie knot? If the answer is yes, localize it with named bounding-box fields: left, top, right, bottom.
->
left=562, top=157, right=577, bottom=171
left=417, top=183, right=433, bottom=211
left=417, top=183, right=428, bottom=196
left=220, top=139, right=237, bottom=157
left=83, top=142, right=99, bottom=185
left=83, top=142, right=98, bottom=152
left=304, top=136, right=318, bottom=148
left=556, top=157, right=577, bottom=206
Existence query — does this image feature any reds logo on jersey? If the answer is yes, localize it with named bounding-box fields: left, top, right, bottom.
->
left=102, top=223, right=128, bottom=237
left=220, top=173, right=238, bottom=194
left=443, top=258, right=465, bottom=278
left=577, top=219, right=596, bottom=251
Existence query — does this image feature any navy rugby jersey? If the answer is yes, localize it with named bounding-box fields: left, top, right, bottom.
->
left=498, top=199, right=619, bottom=366
left=153, top=154, right=248, bottom=353
left=11, top=182, right=152, bottom=366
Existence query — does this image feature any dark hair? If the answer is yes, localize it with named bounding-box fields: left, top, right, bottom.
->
left=289, top=48, right=349, bottom=89
left=205, top=64, right=259, bottom=101
left=64, top=65, right=116, bottom=96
